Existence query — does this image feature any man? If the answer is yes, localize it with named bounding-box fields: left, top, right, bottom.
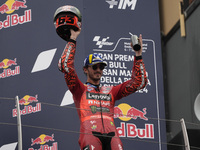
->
left=58, top=28, right=147, bottom=150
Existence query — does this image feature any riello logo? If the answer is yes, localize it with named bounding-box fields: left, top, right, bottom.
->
left=0, top=0, right=32, bottom=30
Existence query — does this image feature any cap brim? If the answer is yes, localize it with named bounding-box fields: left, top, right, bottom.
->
left=89, top=61, right=107, bottom=66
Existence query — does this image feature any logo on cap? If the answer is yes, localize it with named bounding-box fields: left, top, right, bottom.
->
left=84, top=54, right=107, bottom=66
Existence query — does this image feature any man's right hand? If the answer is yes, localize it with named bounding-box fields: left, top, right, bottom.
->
left=134, top=34, right=143, bottom=56
left=70, top=28, right=81, bottom=41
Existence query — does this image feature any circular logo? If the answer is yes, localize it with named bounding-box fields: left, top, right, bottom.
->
left=22, top=95, right=31, bottom=105
left=39, top=134, right=46, bottom=145
left=2, top=59, right=9, bottom=69
left=5, top=0, right=15, bottom=14
left=118, top=103, right=132, bottom=121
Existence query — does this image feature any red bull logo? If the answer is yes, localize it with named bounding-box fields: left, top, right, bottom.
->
left=0, top=58, right=17, bottom=68
left=12, top=95, right=41, bottom=117
left=31, top=134, right=54, bottom=146
left=17, top=94, right=38, bottom=106
left=116, top=122, right=154, bottom=139
left=114, top=103, right=148, bottom=121
left=28, top=134, right=58, bottom=150
left=0, top=0, right=27, bottom=14
left=114, top=103, right=154, bottom=139
left=0, top=0, right=31, bottom=30
left=0, top=58, right=20, bottom=78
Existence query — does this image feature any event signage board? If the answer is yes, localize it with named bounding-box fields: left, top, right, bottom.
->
left=0, top=0, right=166, bottom=149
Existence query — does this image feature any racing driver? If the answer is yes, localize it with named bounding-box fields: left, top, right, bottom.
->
left=58, top=28, right=147, bottom=150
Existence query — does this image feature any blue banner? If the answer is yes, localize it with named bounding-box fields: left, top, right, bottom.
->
left=0, top=0, right=166, bottom=149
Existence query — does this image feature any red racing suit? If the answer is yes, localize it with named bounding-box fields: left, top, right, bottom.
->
left=58, top=39, right=147, bottom=150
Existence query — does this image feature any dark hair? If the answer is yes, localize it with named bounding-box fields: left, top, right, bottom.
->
left=83, top=66, right=88, bottom=75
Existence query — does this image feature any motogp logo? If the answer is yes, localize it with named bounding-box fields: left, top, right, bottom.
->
left=93, top=36, right=114, bottom=48
left=106, top=0, right=137, bottom=10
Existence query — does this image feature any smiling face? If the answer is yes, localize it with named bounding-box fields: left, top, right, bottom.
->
left=83, top=63, right=105, bottom=85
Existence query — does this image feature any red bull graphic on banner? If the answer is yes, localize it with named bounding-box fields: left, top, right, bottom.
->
left=0, top=0, right=31, bottom=30
left=28, top=134, right=58, bottom=150
left=12, top=95, right=41, bottom=117
left=117, top=122, right=154, bottom=138
left=0, top=58, right=20, bottom=78
left=0, top=0, right=166, bottom=149
left=114, top=103, right=154, bottom=139
left=114, top=103, right=148, bottom=121
left=0, top=0, right=27, bottom=14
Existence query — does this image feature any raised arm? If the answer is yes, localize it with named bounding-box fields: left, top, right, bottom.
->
left=58, top=29, right=84, bottom=93
left=112, top=34, right=147, bottom=100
